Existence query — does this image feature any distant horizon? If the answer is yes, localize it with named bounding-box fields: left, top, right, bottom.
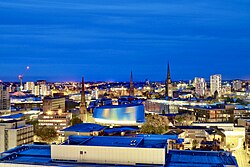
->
left=1, top=1, right=250, bottom=82
left=1, top=76, right=249, bottom=83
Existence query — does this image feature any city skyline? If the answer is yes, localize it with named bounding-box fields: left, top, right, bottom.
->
left=1, top=1, right=250, bottom=81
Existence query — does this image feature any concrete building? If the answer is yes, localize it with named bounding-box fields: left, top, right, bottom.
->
left=210, top=74, right=222, bottom=97
left=0, top=135, right=238, bottom=166
left=24, top=82, right=35, bottom=92
left=194, top=77, right=206, bottom=97
left=38, top=110, right=72, bottom=131
left=43, top=96, right=65, bottom=113
left=0, top=119, right=33, bottom=153
left=0, top=84, right=10, bottom=112
left=232, top=80, right=243, bottom=91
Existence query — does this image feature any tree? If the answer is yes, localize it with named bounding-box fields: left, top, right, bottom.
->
left=175, top=113, right=196, bottom=126
left=192, top=140, right=199, bottom=150
left=70, top=116, right=82, bottom=125
left=140, top=114, right=169, bottom=134
left=35, top=126, right=58, bottom=143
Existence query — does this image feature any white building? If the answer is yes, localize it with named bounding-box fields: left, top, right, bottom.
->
left=0, top=120, right=33, bottom=153
left=194, top=77, right=206, bottom=97
left=210, top=74, right=222, bottom=96
left=24, top=82, right=35, bottom=92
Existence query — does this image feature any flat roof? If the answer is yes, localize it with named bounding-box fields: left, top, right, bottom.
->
left=64, top=135, right=167, bottom=148
left=62, top=123, right=106, bottom=133
left=0, top=145, right=237, bottom=167
left=168, top=150, right=237, bottom=167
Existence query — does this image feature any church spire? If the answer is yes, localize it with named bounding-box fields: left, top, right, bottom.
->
left=80, top=76, right=87, bottom=122
left=165, top=62, right=172, bottom=98
left=129, top=71, right=134, bottom=96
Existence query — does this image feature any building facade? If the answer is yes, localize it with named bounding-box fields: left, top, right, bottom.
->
left=210, top=74, right=222, bottom=97
left=0, top=120, right=33, bottom=153
left=43, top=96, right=65, bottom=113
left=38, top=111, right=72, bottom=131
left=194, top=77, right=206, bottom=97
left=0, top=84, right=10, bottom=112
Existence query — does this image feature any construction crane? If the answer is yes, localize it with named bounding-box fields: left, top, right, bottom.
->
left=18, top=66, right=30, bottom=91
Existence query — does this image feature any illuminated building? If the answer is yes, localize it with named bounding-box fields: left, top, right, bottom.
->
left=0, top=84, right=10, bottom=112
left=222, top=84, right=232, bottom=95
left=0, top=135, right=238, bottom=167
left=232, top=80, right=242, bottom=91
left=93, top=104, right=145, bottom=125
left=24, top=82, right=35, bottom=91
left=0, top=115, right=33, bottom=153
left=33, top=80, right=48, bottom=96
left=43, top=96, right=65, bottom=113
left=210, top=74, right=222, bottom=97
left=165, top=62, right=173, bottom=98
left=38, top=110, right=72, bottom=131
left=194, top=77, right=206, bottom=97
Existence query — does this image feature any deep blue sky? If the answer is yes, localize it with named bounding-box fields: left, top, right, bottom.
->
left=0, top=0, right=250, bottom=82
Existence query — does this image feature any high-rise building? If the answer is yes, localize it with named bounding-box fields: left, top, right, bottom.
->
left=232, top=80, right=242, bottom=91
left=43, top=96, right=66, bottom=113
left=165, top=62, right=172, bottom=98
left=194, top=77, right=206, bottom=97
left=129, top=71, right=134, bottom=96
left=24, top=82, right=35, bottom=91
left=0, top=119, right=33, bottom=153
left=79, top=77, right=87, bottom=122
left=210, top=74, right=222, bottom=97
left=0, top=84, right=10, bottom=112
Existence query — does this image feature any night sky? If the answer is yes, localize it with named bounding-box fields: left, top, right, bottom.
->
left=0, top=0, right=250, bottom=82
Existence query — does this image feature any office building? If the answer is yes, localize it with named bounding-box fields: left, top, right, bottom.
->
left=38, top=110, right=72, bottom=131
left=0, top=84, right=10, bottom=112
left=0, top=135, right=238, bottom=166
left=194, top=77, right=206, bottom=97
left=0, top=118, right=33, bottom=153
left=43, top=96, right=65, bottom=113
left=210, top=74, right=222, bottom=97
left=24, top=82, right=35, bottom=91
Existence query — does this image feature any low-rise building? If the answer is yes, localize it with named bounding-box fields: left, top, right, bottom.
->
left=38, top=110, right=72, bottom=131
left=0, top=135, right=238, bottom=166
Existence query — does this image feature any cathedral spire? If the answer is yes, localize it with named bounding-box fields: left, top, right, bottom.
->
left=165, top=62, right=172, bottom=98
left=80, top=76, right=87, bottom=122
left=129, top=71, right=134, bottom=96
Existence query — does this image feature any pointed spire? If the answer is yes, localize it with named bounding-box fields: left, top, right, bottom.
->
left=167, top=61, right=171, bottom=84
left=80, top=76, right=87, bottom=122
left=129, top=70, right=134, bottom=96
left=165, top=62, right=172, bottom=98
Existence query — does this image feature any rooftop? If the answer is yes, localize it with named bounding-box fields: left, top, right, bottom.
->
left=63, top=135, right=168, bottom=148
left=61, top=123, right=106, bottom=133
left=0, top=145, right=238, bottom=167
left=0, top=113, right=24, bottom=120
